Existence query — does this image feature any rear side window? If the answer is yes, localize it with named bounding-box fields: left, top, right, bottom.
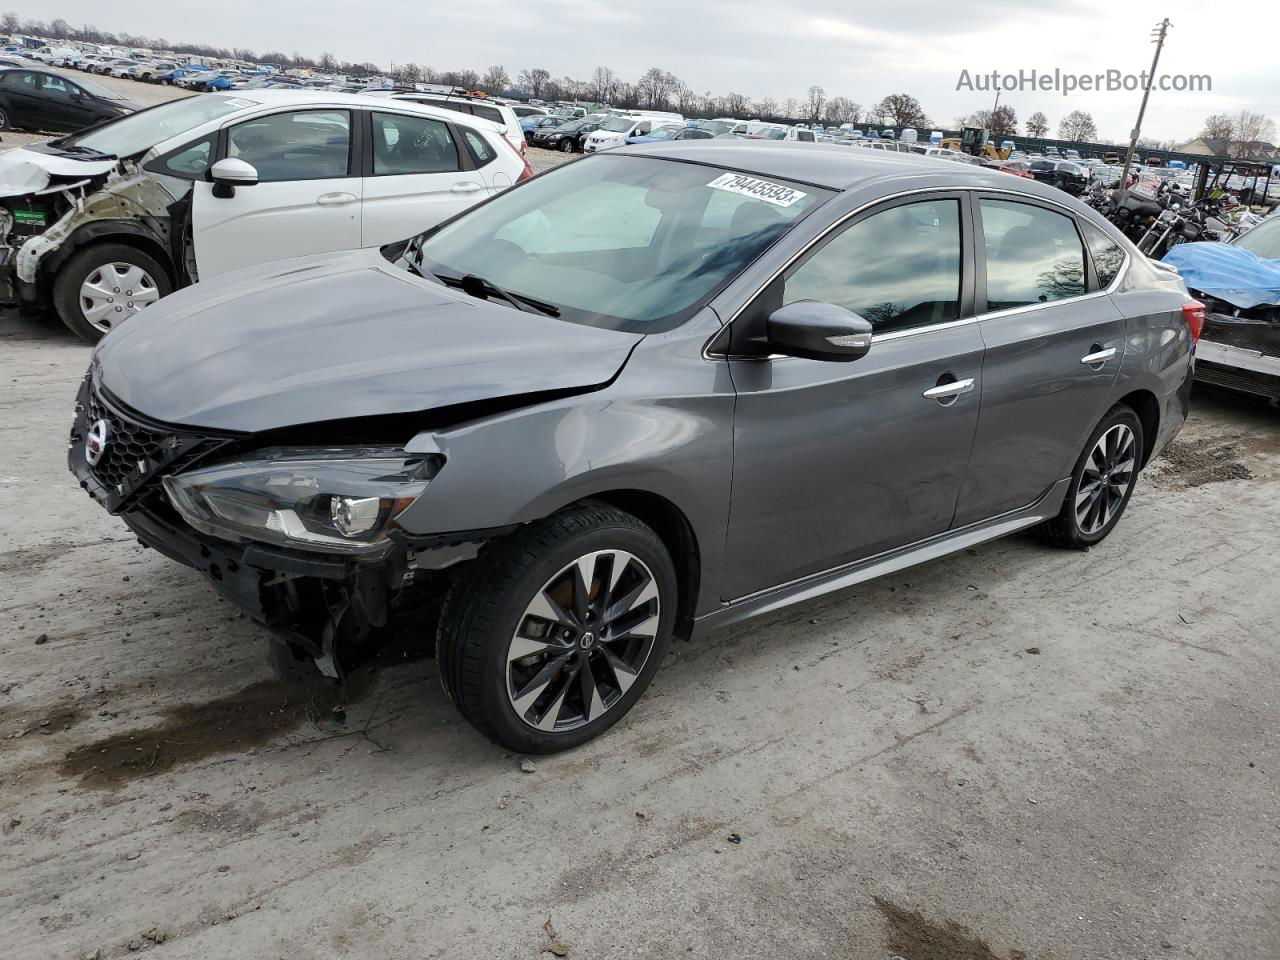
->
left=227, top=109, right=351, bottom=181
left=980, top=199, right=1085, bottom=310
left=1082, top=222, right=1125, bottom=289
left=470, top=104, right=503, bottom=123
left=462, top=129, right=495, bottom=167
left=371, top=112, right=459, bottom=175
left=784, top=199, right=961, bottom=335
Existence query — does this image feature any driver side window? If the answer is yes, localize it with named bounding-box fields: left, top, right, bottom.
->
left=226, top=110, right=351, bottom=182
left=784, top=198, right=962, bottom=335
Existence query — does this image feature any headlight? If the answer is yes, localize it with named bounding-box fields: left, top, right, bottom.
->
left=162, top=447, right=443, bottom=557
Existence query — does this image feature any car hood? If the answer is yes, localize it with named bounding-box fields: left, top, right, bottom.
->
left=93, top=249, right=643, bottom=433
left=0, top=146, right=117, bottom=196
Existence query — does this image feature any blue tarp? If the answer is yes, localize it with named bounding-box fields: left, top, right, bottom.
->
left=1163, top=242, right=1280, bottom=310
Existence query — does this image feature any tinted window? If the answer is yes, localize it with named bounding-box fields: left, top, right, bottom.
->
left=471, top=104, right=502, bottom=123
left=1, top=70, right=35, bottom=90
left=1082, top=222, right=1125, bottom=288
left=784, top=199, right=961, bottom=334
left=371, top=112, right=458, bottom=175
left=227, top=109, right=350, bottom=181
left=462, top=129, right=495, bottom=167
left=38, top=74, right=77, bottom=97
left=1234, top=217, right=1280, bottom=260
left=980, top=199, right=1085, bottom=310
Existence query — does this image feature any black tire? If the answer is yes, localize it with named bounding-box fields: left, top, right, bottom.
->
left=1039, top=404, right=1144, bottom=549
left=560, top=139, right=574, bottom=152
left=436, top=503, right=677, bottom=753
left=51, top=243, right=172, bottom=344
left=0, top=106, right=9, bottom=131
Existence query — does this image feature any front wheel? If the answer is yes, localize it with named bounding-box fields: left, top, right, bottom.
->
left=0, top=107, right=9, bottom=131
left=436, top=503, right=677, bottom=753
left=560, top=138, right=574, bottom=152
left=1039, top=405, right=1144, bottom=549
left=51, top=243, right=172, bottom=343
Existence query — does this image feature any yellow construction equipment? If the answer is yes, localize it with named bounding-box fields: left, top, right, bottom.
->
left=940, top=127, right=1012, bottom=161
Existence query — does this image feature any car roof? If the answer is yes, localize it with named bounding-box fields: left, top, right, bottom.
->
left=203, top=90, right=505, bottom=132
left=621, top=139, right=1034, bottom=192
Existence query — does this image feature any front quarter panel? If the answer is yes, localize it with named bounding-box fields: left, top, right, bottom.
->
left=395, top=320, right=736, bottom=615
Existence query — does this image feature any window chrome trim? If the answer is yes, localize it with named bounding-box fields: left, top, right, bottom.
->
left=703, top=183, right=1132, bottom=360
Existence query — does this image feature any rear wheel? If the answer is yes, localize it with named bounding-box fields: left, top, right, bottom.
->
left=51, top=243, right=172, bottom=343
left=1039, top=405, right=1144, bottom=549
left=0, top=106, right=9, bottom=131
left=560, top=138, right=574, bottom=152
left=437, top=503, right=676, bottom=753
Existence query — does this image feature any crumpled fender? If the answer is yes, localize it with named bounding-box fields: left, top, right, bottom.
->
left=16, top=167, right=180, bottom=284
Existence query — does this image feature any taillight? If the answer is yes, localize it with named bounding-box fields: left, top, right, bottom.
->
left=1182, top=299, right=1206, bottom=345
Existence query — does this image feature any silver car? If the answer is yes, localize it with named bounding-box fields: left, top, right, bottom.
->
left=69, top=142, right=1198, bottom=753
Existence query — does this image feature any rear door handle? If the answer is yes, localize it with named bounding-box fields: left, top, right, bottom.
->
left=316, top=192, right=357, bottom=206
left=922, top=378, right=975, bottom=401
left=1080, top=346, right=1117, bottom=365
left=451, top=182, right=483, bottom=194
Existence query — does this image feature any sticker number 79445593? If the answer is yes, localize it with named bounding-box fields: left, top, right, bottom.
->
left=706, top=172, right=808, bottom=208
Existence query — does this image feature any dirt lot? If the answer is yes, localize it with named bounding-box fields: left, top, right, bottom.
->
left=1, top=73, right=1278, bottom=958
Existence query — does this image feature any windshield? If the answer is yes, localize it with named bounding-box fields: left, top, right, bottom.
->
left=699, top=120, right=735, bottom=136
left=755, top=127, right=786, bottom=140
left=601, top=116, right=635, bottom=133
left=56, top=95, right=255, bottom=157
left=1235, top=218, right=1280, bottom=260
left=404, top=154, right=831, bottom=333
left=72, top=73, right=127, bottom=100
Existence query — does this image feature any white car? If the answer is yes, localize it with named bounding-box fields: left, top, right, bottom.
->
left=584, top=112, right=685, bottom=152
left=0, top=91, right=533, bottom=342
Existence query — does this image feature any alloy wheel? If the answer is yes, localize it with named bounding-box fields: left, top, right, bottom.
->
left=1075, top=423, right=1137, bottom=534
left=506, top=549, right=661, bottom=732
left=79, top=262, right=161, bottom=333
left=560, top=139, right=574, bottom=152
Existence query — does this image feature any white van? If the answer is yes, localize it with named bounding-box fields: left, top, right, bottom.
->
left=584, top=111, right=684, bottom=152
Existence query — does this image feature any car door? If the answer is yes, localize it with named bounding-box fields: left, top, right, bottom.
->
left=191, top=108, right=362, bottom=279
left=722, top=193, right=984, bottom=600
left=952, top=195, right=1127, bottom=526
left=360, top=110, right=489, bottom=247
left=37, top=74, right=98, bottom=131
left=0, top=70, right=43, bottom=128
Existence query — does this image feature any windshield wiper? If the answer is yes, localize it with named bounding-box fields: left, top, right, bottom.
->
left=434, top=273, right=560, bottom=317
left=53, top=144, right=117, bottom=160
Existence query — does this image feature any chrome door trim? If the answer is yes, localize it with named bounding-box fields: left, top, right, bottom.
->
left=1080, top=346, right=1118, bottom=365
left=922, top=378, right=975, bottom=399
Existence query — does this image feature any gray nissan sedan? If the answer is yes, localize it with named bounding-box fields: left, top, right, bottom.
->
left=69, top=141, right=1199, bottom=753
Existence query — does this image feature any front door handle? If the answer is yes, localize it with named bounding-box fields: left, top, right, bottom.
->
left=1080, top=346, right=1117, bottom=365
left=451, top=181, right=483, bottom=194
left=316, top=192, right=358, bottom=206
left=923, top=378, right=975, bottom=401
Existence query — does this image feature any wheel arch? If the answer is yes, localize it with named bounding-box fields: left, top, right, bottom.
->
left=37, top=221, right=177, bottom=298
left=1114, top=388, right=1160, bottom=467
left=564, top=489, right=701, bottom=642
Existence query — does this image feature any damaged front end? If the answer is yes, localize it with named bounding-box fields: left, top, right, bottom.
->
left=67, top=372, right=493, bottom=678
left=1193, top=295, right=1280, bottom=405
left=0, top=146, right=189, bottom=310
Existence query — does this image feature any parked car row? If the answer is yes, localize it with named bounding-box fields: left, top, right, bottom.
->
left=0, top=65, right=136, bottom=131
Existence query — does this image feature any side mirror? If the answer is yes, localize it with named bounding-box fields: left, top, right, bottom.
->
left=208, top=157, right=258, bottom=198
left=766, top=300, right=873, bottom=362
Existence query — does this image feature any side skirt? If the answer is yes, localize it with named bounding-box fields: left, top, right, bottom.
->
left=689, top=478, right=1071, bottom=640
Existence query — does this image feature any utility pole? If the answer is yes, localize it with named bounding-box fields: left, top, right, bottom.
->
left=1120, top=18, right=1171, bottom=186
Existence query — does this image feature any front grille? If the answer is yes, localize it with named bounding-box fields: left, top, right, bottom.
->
left=70, top=374, right=232, bottom=514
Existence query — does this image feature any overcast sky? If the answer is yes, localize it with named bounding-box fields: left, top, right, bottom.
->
left=22, top=0, right=1279, bottom=141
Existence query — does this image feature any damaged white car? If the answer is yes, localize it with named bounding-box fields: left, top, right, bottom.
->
left=0, top=90, right=533, bottom=342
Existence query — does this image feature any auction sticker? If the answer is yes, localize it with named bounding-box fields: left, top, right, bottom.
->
left=707, top=173, right=807, bottom=207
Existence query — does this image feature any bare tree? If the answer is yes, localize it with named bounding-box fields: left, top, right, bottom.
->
left=318, top=51, right=338, bottom=72
left=806, top=85, right=826, bottom=122
left=1057, top=109, right=1097, bottom=141
left=781, top=97, right=799, bottom=119
left=754, top=96, right=778, bottom=118
left=824, top=97, right=860, bottom=125
left=455, top=69, right=479, bottom=89
left=1231, top=109, right=1277, bottom=157
left=675, top=82, right=698, bottom=114
left=399, top=62, right=423, bottom=84
left=1199, top=112, right=1235, bottom=143
left=517, top=68, right=551, bottom=99
left=482, top=65, right=510, bottom=93
left=2, top=12, right=20, bottom=34
left=637, top=67, right=679, bottom=110
left=1026, top=111, right=1049, bottom=137
left=589, top=66, right=616, bottom=105
left=875, top=93, right=929, bottom=128
left=723, top=91, right=750, bottom=117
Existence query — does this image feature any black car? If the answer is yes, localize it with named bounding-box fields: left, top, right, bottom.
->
left=1028, top=159, right=1088, bottom=196
left=532, top=118, right=601, bottom=153
left=0, top=67, right=134, bottom=133
left=523, top=114, right=569, bottom=144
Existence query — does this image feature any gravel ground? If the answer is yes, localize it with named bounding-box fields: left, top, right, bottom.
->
left=1, top=69, right=1278, bottom=959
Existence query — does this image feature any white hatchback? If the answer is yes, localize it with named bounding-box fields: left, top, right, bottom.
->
left=0, top=91, right=531, bottom=342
